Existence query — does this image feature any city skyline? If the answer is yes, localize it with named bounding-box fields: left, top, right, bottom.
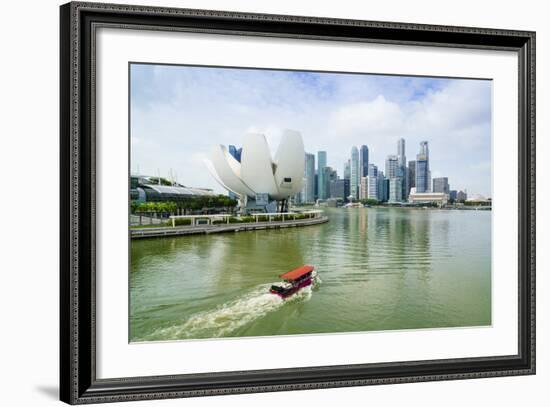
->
left=131, top=64, right=492, bottom=196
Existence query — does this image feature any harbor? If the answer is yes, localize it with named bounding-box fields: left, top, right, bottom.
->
left=130, top=207, right=491, bottom=342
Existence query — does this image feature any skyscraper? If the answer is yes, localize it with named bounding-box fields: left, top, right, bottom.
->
left=330, top=179, right=350, bottom=202
left=377, top=171, right=387, bottom=202
left=397, top=138, right=408, bottom=199
left=415, top=141, right=430, bottom=193
left=408, top=160, right=416, bottom=189
left=324, top=166, right=337, bottom=198
left=433, top=177, right=450, bottom=195
left=302, top=153, right=315, bottom=203
left=457, top=190, right=468, bottom=202
left=397, top=138, right=406, bottom=168
left=385, top=155, right=398, bottom=178
left=449, top=190, right=458, bottom=201
left=420, top=140, right=429, bottom=159
left=367, top=164, right=379, bottom=200
left=389, top=177, right=403, bottom=203
left=228, top=145, right=242, bottom=162
left=360, top=177, right=368, bottom=200
left=317, top=151, right=327, bottom=200
left=368, top=163, right=378, bottom=178
left=227, top=145, right=242, bottom=199
left=344, top=160, right=350, bottom=180
left=350, top=146, right=360, bottom=200
left=385, top=154, right=404, bottom=202
left=360, top=145, right=369, bottom=177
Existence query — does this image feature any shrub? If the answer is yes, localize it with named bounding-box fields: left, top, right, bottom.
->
left=172, top=218, right=191, bottom=226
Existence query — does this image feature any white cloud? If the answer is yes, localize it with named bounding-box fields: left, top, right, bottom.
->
left=131, top=65, right=492, bottom=196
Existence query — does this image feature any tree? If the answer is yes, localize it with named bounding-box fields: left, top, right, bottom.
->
left=360, top=198, right=379, bottom=206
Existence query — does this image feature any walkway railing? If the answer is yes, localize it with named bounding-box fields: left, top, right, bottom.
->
left=168, top=210, right=323, bottom=228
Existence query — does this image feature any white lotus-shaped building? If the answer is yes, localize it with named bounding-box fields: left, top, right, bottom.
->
left=207, top=130, right=305, bottom=202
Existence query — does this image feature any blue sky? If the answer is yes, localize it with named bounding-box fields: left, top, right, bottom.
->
left=131, top=64, right=492, bottom=197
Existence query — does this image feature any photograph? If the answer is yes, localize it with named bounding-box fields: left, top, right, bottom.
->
left=129, top=63, right=493, bottom=342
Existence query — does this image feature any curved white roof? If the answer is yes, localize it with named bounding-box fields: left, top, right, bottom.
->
left=207, top=131, right=305, bottom=201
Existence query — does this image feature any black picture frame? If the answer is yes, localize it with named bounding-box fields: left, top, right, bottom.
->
left=60, top=1, right=536, bottom=404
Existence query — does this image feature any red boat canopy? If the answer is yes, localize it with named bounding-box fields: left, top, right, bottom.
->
left=279, top=265, right=314, bottom=281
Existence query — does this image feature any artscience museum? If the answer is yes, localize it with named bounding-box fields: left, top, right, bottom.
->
left=207, top=130, right=305, bottom=212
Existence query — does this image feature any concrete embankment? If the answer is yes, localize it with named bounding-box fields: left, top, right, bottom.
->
left=130, top=216, right=329, bottom=239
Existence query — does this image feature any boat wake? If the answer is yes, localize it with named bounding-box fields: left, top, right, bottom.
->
left=143, top=282, right=315, bottom=341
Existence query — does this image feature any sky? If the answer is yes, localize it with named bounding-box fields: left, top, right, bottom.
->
left=130, top=63, right=492, bottom=197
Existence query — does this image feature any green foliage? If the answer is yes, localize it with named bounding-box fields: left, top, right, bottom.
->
left=360, top=198, right=380, bottom=206
left=172, top=218, right=191, bottom=226
left=174, top=195, right=238, bottom=211
left=131, top=195, right=238, bottom=214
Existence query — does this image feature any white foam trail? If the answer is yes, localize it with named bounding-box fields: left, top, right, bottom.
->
left=144, top=282, right=315, bottom=341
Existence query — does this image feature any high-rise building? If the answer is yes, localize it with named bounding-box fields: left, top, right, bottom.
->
left=360, top=177, right=368, bottom=200
left=330, top=178, right=350, bottom=202
left=366, top=164, right=379, bottom=200
left=377, top=171, right=387, bottom=202
left=433, top=177, right=450, bottom=195
left=227, top=145, right=242, bottom=199
left=385, top=155, right=398, bottom=178
left=449, top=190, right=457, bottom=201
left=317, top=151, right=327, bottom=200
left=386, top=153, right=405, bottom=202
left=457, top=190, right=468, bottom=202
left=360, top=145, right=369, bottom=178
left=302, top=153, right=315, bottom=203
left=416, top=158, right=428, bottom=193
left=381, top=177, right=390, bottom=202
left=415, top=141, right=430, bottom=193
left=420, top=140, right=429, bottom=159
left=368, top=163, right=378, bottom=178
left=314, top=172, right=318, bottom=199
left=408, top=160, right=416, bottom=189
left=324, top=166, right=337, bottom=198
left=350, top=146, right=360, bottom=200
left=228, top=145, right=242, bottom=162
left=344, top=160, right=350, bottom=180
left=397, top=138, right=408, bottom=199
left=293, top=189, right=302, bottom=204
left=389, top=177, right=403, bottom=203
left=397, top=138, right=406, bottom=168
left=367, top=176, right=378, bottom=200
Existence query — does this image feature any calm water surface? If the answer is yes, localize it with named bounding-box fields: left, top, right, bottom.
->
left=130, top=208, right=491, bottom=341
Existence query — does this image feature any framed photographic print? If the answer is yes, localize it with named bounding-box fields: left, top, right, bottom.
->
left=60, top=1, right=536, bottom=404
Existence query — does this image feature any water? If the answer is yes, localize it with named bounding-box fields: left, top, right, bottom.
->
left=130, top=208, right=491, bottom=342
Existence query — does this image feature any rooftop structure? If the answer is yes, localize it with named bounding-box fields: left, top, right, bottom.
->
left=408, top=191, right=448, bottom=206
left=207, top=130, right=305, bottom=203
left=130, top=175, right=215, bottom=203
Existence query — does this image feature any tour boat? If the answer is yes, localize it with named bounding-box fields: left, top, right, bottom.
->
left=269, top=265, right=316, bottom=298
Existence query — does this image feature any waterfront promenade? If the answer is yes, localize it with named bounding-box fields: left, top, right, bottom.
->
left=131, top=215, right=328, bottom=239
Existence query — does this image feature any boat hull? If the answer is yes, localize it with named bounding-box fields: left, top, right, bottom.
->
left=270, top=277, right=312, bottom=298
